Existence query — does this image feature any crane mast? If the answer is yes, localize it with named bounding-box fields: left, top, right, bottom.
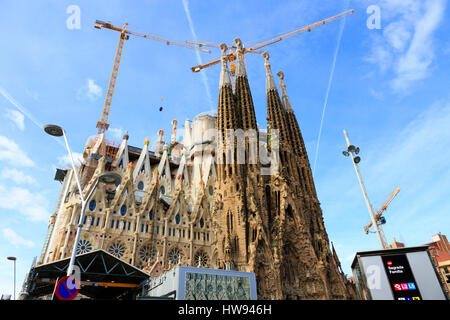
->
left=96, top=23, right=129, bottom=135
left=93, top=20, right=209, bottom=137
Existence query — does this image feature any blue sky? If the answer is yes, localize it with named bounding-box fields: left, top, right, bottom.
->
left=1, top=0, right=449, bottom=298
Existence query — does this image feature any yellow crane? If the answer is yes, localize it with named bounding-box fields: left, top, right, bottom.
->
left=94, top=20, right=210, bottom=136
left=364, top=187, right=400, bottom=243
left=187, top=9, right=354, bottom=77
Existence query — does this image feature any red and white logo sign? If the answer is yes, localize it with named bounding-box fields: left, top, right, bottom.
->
left=387, top=261, right=393, bottom=266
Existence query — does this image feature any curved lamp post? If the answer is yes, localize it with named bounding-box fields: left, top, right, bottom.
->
left=44, top=124, right=122, bottom=276
left=342, top=129, right=385, bottom=249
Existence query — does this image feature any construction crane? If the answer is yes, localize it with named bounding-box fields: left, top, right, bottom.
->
left=93, top=20, right=210, bottom=136
left=187, top=9, right=354, bottom=77
left=364, top=187, right=400, bottom=248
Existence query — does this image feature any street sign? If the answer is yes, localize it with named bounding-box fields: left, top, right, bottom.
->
left=54, top=276, right=80, bottom=300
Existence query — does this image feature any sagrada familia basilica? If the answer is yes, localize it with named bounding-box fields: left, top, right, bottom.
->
left=38, top=39, right=356, bottom=299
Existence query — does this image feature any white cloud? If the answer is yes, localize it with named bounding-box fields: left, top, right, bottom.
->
left=57, top=152, right=84, bottom=168
left=77, top=78, right=102, bottom=101
left=384, top=21, right=411, bottom=52
left=2, top=228, right=35, bottom=248
left=0, top=136, right=34, bottom=167
left=0, top=184, right=50, bottom=222
left=109, top=127, right=125, bottom=140
left=4, top=109, right=25, bottom=131
left=365, top=0, right=447, bottom=93
left=369, top=88, right=384, bottom=100
left=0, top=168, right=37, bottom=185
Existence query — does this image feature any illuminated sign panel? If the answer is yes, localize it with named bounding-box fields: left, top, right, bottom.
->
left=381, top=254, right=422, bottom=300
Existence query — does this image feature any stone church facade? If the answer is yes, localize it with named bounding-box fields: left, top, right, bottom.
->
left=38, top=39, right=355, bottom=300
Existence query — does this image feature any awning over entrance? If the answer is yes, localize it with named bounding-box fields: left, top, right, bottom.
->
left=24, top=249, right=149, bottom=300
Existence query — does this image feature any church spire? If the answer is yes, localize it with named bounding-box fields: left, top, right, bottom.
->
left=276, top=70, right=307, bottom=159
left=154, top=129, right=164, bottom=155
left=276, top=71, right=293, bottom=112
left=263, top=52, right=289, bottom=146
left=276, top=70, right=318, bottom=200
left=170, top=119, right=178, bottom=144
left=219, top=43, right=232, bottom=88
left=263, top=52, right=277, bottom=92
left=234, top=38, right=257, bottom=131
left=234, top=38, right=247, bottom=78
left=217, top=43, right=238, bottom=182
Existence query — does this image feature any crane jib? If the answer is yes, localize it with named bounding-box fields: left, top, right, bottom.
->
left=190, top=9, right=355, bottom=72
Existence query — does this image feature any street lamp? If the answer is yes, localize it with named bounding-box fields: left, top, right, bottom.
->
left=7, top=257, right=16, bottom=300
left=44, top=124, right=122, bottom=276
left=342, top=129, right=386, bottom=249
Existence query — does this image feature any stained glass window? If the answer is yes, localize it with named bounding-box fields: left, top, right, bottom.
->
left=168, top=248, right=182, bottom=265
left=138, top=181, right=144, bottom=190
left=108, top=242, right=125, bottom=258
left=139, top=245, right=154, bottom=263
left=175, top=214, right=180, bottom=224
left=194, top=251, right=208, bottom=267
left=89, top=200, right=96, bottom=211
left=76, top=239, right=92, bottom=255
left=120, top=205, right=127, bottom=216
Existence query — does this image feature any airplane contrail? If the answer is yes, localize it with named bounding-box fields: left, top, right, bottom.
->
left=312, top=3, right=349, bottom=177
left=182, top=0, right=214, bottom=109
left=0, top=86, right=65, bottom=148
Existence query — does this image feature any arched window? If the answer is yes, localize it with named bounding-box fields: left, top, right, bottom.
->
left=175, top=214, right=180, bottom=225
left=120, top=205, right=127, bottom=216
left=89, top=200, right=96, bottom=211
left=138, top=181, right=144, bottom=190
